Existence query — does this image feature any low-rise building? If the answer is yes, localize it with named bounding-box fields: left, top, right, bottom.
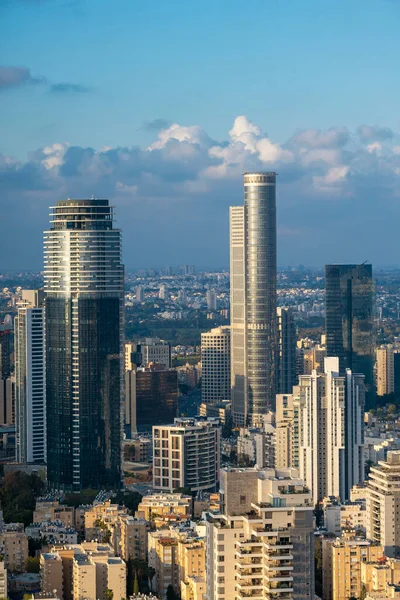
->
left=148, top=533, right=179, bottom=597
left=33, top=499, right=74, bottom=528
left=0, top=529, right=28, bottom=572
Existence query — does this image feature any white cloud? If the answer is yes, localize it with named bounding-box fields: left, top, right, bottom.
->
left=367, top=142, right=382, bottom=155
left=291, top=127, right=349, bottom=149
left=42, top=143, right=68, bottom=169
left=313, top=165, right=349, bottom=190
left=148, top=123, right=211, bottom=150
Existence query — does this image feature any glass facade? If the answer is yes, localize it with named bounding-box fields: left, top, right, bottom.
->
left=325, top=264, right=375, bottom=400
left=135, top=370, right=178, bottom=432
left=44, top=199, right=124, bottom=491
left=245, top=173, right=277, bottom=418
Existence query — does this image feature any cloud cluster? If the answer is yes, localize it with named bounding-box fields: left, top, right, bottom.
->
left=1, top=115, right=400, bottom=268
left=0, top=64, right=89, bottom=94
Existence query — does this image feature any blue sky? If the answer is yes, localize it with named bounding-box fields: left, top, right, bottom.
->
left=1, top=0, right=400, bottom=269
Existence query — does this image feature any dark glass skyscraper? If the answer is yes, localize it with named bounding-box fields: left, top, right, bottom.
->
left=325, top=264, right=375, bottom=399
left=44, top=199, right=124, bottom=491
left=230, top=173, right=277, bottom=425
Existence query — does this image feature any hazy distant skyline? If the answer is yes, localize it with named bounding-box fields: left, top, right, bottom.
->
left=1, top=0, right=400, bottom=269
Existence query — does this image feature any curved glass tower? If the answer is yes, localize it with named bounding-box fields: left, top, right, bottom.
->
left=230, top=173, right=277, bottom=424
left=44, top=199, right=124, bottom=490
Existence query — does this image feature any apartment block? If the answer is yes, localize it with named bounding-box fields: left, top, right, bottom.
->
left=0, top=530, right=28, bottom=572
left=148, top=532, right=179, bottom=597
left=153, top=418, right=221, bottom=493
left=118, top=515, right=147, bottom=561
left=377, top=345, right=395, bottom=397
left=206, top=467, right=315, bottom=600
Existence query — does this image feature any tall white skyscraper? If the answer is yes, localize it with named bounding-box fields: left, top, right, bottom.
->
left=206, top=289, right=217, bottom=311
left=230, top=173, right=277, bottom=425
left=14, top=289, right=46, bottom=464
left=297, top=357, right=365, bottom=503
left=201, top=326, right=230, bottom=404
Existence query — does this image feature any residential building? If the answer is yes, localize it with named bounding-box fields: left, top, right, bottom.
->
left=0, top=561, right=7, bottom=598
left=118, top=515, right=148, bottom=561
left=330, top=531, right=383, bottom=600
left=152, top=418, right=221, bottom=492
left=199, top=401, right=231, bottom=424
left=136, top=493, right=192, bottom=527
left=148, top=532, right=179, bottom=597
left=14, top=289, right=46, bottom=464
left=136, top=285, right=145, bottom=303
left=34, top=499, right=74, bottom=528
left=275, top=391, right=301, bottom=470
left=325, top=264, right=375, bottom=403
left=367, top=451, right=400, bottom=557
left=206, top=290, right=217, bottom=311
left=0, top=529, right=28, bottom=572
left=377, top=345, right=395, bottom=396
left=206, top=467, right=314, bottom=600
left=44, top=199, right=124, bottom=491
left=230, top=173, right=277, bottom=425
left=201, top=326, right=230, bottom=404
left=277, top=307, right=297, bottom=394
left=297, top=357, right=365, bottom=502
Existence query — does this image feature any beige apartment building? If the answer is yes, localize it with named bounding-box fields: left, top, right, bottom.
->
left=136, top=493, right=192, bottom=527
left=0, top=530, right=28, bottom=572
left=0, top=562, right=7, bottom=599
left=206, top=467, right=315, bottom=600
left=367, top=451, right=400, bottom=557
left=177, top=538, right=205, bottom=584
left=34, top=500, right=74, bottom=528
left=118, top=515, right=147, bottom=561
left=331, top=532, right=383, bottom=600
left=377, top=345, right=395, bottom=396
left=181, top=574, right=206, bottom=600
left=275, top=391, right=301, bottom=469
left=361, top=558, right=400, bottom=594
left=41, top=543, right=126, bottom=600
left=148, top=532, right=180, bottom=597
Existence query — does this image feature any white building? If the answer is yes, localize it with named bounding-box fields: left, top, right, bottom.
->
left=201, top=327, right=230, bottom=404
left=14, top=289, right=46, bottom=464
left=206, top=467, right=314, bottom=600
left=206, top=290, right=217, bottom=311
left=297, top=357, right=365, bottom=502
left=136, top=285, right=145, bottom=303
left=153, top=418, right=221, bottom=492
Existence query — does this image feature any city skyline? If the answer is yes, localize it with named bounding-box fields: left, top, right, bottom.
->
left=2, top=1, right=400, bottom=269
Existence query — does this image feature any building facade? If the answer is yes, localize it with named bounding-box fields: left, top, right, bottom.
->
left=325, top=264, right=375, bottom=402
left=298, top=357, right=365, bottom=502
left=230, top=173, right=277, bottom=425
left=44, top=199, right=124, bottom=490
left=376, top=345, right=395, bottom=397
left=277, top=307, right=297, bottom=394
left=152, top=418, right=221, bottom=492
left=14, top=290, right=46, bottom=464
left=201, top=326, right=230, bottom=404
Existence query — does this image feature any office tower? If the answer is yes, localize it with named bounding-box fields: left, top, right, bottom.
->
left=136, top=284, right=144, bottom=303
left=376, top=345, right=395, bottom=396
left=230, top=172, right=277, bottom=425
left=366, top=451, right=400, bottom=557
left=201, top=326, right=230, bottom=404
left=14, top=289, right=46, bottom=464
left=277, top=307, right=297, bottom=394
left=44, top=199, right=124, bottom=491
left=125, top=365, right=178, bottom=435
left=206, top=467, right=314, bottom=600
left=206, top=289, right=217, bottom=311
left=298, top=357, right=365, bottom=502
left=139, top=337, right=171, bottom=368
left=152, top=418, right=221, bottom=492
left=0, top=321, right=12, bottom=380
left=325, top=264, right=375, bottom=399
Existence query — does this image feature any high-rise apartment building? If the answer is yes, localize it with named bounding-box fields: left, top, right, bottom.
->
left=201, top=326, right=230, bottom=404
left=275, top=391, right=301, bottom=469
left=206, top=467, right=315, bottom=600
left=277, top=307, right=297, bottom=394
left=152, top=418, right=221, bottom=492
left=44, top=199, right=124, bottom=491
left=325, top=264, right=375, bottom=400
left=136, top=284, right=144, bottom=303
left=366, top=451, right=400, bottom=557
left=0, top=321, right=12, bottom=380
left=376, top=345, right=395, bottom=396
left=298, top=357, right=365, bottom=502
left=14, top=289, right=46, bottom=464
left=230, top=173, right=277, bottom=425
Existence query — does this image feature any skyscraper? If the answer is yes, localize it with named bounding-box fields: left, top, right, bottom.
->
left=277, top=307, right=297, bottom=394
left=325, top=264, right=375, bottom=399
left=15, top=289, right=46, bottom=464
left=44, top=199, right=124, bottom=490
left=297, top=357, right=365, bottom=502
left=230, top=172, right=277, bottom=425
left=376, top=345, right=395, bottom=396
left=201, top=326, right=230, bottom=404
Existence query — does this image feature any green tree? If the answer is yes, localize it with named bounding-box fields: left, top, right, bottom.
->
left=113, top=491, right=142, bottom=514
left=26, top=556, right=40, bottom=573
left=104, top=589, right=113, bottom=600
left=388, top=404, right=397, bottom=414
left=0, top=471, right=45, bottom=526
left=133, top=575, right=139, bottom=595
left=360, top=584, right=367, bottom=600
left=62, top=489, right=98, bottom=508
left=166, top=584, right=178, bottom=600
left=146, top=566, right=156, bottom=592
